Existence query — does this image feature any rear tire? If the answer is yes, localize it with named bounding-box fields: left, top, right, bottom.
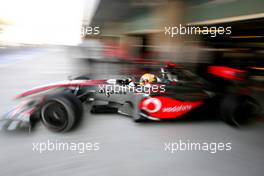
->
left=41, top=92, right=83, bottom=132
left=220, top=94, right=261, bottom=126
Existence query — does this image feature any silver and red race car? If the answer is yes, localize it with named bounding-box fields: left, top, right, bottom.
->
left=0, top=63, right=262, bottom=132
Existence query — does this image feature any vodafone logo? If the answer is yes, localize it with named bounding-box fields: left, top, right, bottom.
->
left=139, top=96, right=203, bottom=119
left=162, top=105, right=192, bottom=112
left=141, top=98, right=162, bottom=113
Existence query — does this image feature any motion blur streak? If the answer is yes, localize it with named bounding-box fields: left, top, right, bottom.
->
left=0, top=0, right=98, bottom=45
left=0, top=0, right=263, bottom=176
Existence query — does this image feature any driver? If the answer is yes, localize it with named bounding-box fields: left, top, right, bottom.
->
left=140, top=73, right=157, bottom=86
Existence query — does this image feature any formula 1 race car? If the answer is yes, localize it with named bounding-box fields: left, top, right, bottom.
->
left=0, top=63, right=262, bottom=132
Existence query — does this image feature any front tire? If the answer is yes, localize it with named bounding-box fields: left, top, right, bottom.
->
left=41, top=92, right=83, bottom=132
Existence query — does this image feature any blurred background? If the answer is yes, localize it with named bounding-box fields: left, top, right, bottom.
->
left=0, top=0, right=263, bottom=176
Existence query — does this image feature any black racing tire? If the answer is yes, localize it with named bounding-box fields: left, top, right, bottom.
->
left=40, top=92, right=83, bottom=132
left=220, top=94, right=262, bottom=126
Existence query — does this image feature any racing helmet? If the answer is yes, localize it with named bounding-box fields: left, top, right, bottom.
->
left=125, top=77, right=135, bottom=87
left=140, top=73, right=157, bottom=85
